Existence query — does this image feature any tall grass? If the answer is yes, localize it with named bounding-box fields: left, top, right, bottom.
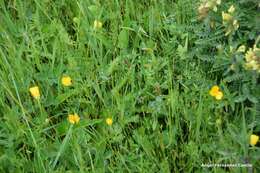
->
left=0, top=0, right=259, bottom=172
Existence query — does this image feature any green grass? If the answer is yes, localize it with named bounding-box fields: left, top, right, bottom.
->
left=0, top=0, right=259, bottom=172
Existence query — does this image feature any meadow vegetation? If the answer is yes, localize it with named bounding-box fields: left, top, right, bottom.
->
left=0, top=0, right=259, bottom=172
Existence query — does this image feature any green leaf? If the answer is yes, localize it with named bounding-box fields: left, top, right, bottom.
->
left=88, top=5, right=100, bottom=16
left=234, top=95, right=247, bottom=103
left=118, top=29, right=129, bottom=49
left=247, top=95, right=258, bottom=103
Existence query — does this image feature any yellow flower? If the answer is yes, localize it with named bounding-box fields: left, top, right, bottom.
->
left=230, top=64, right=235, bottom=71
left=209, top=85, right=220, bottom=96
left=244, top=46, right=260, bottom=72
left=213, top=6, right=218, bottom=12
left=250, top=134, right=259, bottom=146
left=106, top=118, right=113, bottom=126
left=221, top=7, right=239, bottom=36
left=93, top=20, right=102, bottom=29
left=61, top=76, right=72, bottom=86
left=253, top=44, right=260, bottom=51
left=222, top=12, right=233, bottom=22
left=215, top=91, right=223, bottom=100
left=29, top=86, right=40, bottom=99
left=233, top=20, right=239, bottom=30
left=245, top=48, right=254, bottom=61
left=209, top=85, right=223, bottom=100
left=224, top=27, right=232, bottom=36
left=198, top=0, right=221, bottom=19
left=68, top=113, right=80, bottom=124
left=198, top=5, right=210, bottom=20
left=228, top=5, right=235, bottom=13
left=245, top=60, right=258, bottom=70
left=237, top=45, right=246, bottom=53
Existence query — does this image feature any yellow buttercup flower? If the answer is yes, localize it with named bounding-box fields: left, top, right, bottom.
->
left=68, top=113, right=80, bottom=124
left=93, top=20, right=102, bottom=29
left=250, top=134, right=259, bottom=146
left=215, top=91, right=223, bottom=100
left=209, top=85, right=223, bottom=100
left=106, top=118, right=113, bottom=126
left=228, top=5, right=235, bottom=13
left=29, top=86, right=40, bottom=99
left=209, top=85, right=219, bottom=96
left=61, top=76, right=72, bottom=86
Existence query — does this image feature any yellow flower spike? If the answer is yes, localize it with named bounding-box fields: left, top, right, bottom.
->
left=93, top=20, right=102, bottom=29
left=237, top=45, right=246, bottom=53
left=228, top=5, right=235, bottom=13
left=250, top=134, right=259, bottom=146
left=230, top=64, right=235, bottom=71
left=204, top=2, right=211, bottom=8
left=213, top=6, right=218, bottom=12
left=245, top=48, right=254, bottom=62
left=244, top=45, right=260, bottom=72
left=222, top=12, right=233, bottom=22
left=233, top=20, right=239, bottom=30
left=68, top=113, right=80, bottom=124
left=225, top=27, right=232, bottom=36
left=253, top=44, right=259, bottom=51
left=106, top=118, right=113, bottom=126
left=61, top=76, right=72, bottom=86
left=249, top=60, right=258, bottom=70
left=198, top=5, right=210, bottom=20
left=29, top=86, right=40, bottom=99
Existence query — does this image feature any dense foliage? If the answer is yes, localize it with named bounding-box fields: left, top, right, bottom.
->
left=0, top=0, right=259, bottom=172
